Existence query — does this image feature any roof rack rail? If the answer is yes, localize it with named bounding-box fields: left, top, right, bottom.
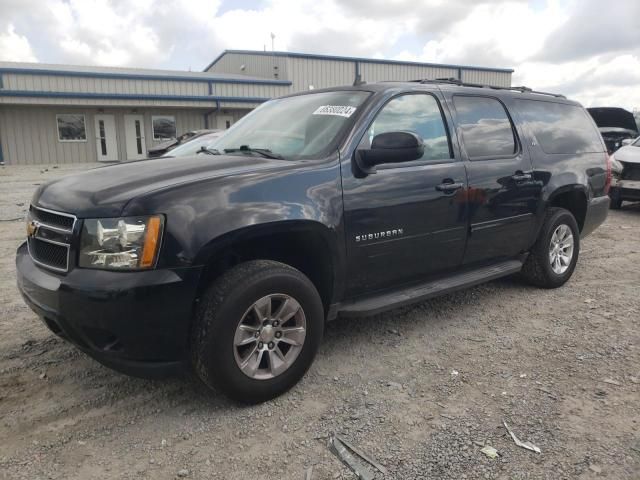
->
left=407, top=78, right=566, bottom=98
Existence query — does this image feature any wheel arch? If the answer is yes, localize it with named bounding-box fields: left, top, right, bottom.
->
left=546, top=185, right=588, bottom=231
left=194, top=220, right=343, bottom=316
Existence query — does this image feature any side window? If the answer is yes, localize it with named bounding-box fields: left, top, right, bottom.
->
left=514, top=99, right=603, bottom=154
left=453, top=96, right=517, bottom=158
left=359, top=93, right=452, bottom=162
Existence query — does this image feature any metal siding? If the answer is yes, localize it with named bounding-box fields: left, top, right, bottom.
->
left=359, top=63, right=459, bottom=83
left=209, top=52, right=511, bottom=89
left=4, top=73, right=211, bottom=96
left=460, top=69, right=511, bottom=87
left=0, top=106, right=219, bottom=165
left=0, top=106, right=99, bottom=164
left=219, top=101, right=263, bottom=109
left=207, top=52, right=286, bottom=80
left=286, top=57, right=355, bottom=91
left=215, top=82, right=288, bottom=98
left=0, top=96, right=221, bottom=108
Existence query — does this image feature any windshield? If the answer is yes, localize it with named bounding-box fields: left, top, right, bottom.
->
left=633, top=137, right=640, bottom=146
left=213, top=90, right=371, bottom=160
left=165, top=132, right=223, bottom=157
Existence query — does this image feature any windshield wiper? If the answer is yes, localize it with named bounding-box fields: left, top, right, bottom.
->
left=223, top=145, right=283, bottom=159
left=196, top=146, right=221, bottom=155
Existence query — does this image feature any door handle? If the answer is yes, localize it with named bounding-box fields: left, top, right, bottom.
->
left=436, top=181, right=464, bottom=193
left=511, top=172, right=532, bottom=182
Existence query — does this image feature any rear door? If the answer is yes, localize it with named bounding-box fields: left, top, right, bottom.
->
left=342, top=91, right=468, bottom=296
left=446, top=93, right=541, bottom=264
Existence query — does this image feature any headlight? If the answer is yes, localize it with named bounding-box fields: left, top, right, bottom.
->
left=79, top=215, right=164, bottom=270
left=610, top=154, right=623, bottom=176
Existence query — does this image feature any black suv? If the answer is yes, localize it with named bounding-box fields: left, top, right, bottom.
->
left=17, top=80, right=610, bottom=402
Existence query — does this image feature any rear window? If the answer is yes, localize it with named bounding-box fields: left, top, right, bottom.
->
left=452, top=96, right=517, bottom=158
left=515, top=100, right=603, bottom=154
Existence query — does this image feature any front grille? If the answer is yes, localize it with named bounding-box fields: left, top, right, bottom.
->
left=621, top=162, right=640, bottom=181
left=28, top=206, right=76, bottom=273
left=30, top=206, right=75, bottom=230
left=28, top=237, right=69, bottom=271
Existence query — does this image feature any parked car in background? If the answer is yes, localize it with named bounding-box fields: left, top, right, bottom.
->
left=609, top=136, right=640, bottom=209
left=147, top=129, right=219, bottom=157
left=162, top=131, right=225, bottom=157
left=587, top=107, right=639, bottom=154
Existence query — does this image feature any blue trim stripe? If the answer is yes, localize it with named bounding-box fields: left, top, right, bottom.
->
left=0, top=90, right=269, bottom=103
left=0, top=67, right=292, bottom=86
left=204, top=49, right=515, bottom=74
left=0, top=140, right=4, bottom=164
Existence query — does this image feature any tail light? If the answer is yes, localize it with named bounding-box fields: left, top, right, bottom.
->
left=604, top=153, right=612, bottom=194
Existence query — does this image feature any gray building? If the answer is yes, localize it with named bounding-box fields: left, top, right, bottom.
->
left=0, top=50, right=513, bottom=165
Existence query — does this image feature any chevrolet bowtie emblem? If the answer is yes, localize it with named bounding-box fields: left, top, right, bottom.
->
left=26, top=220, right=39, bottom=238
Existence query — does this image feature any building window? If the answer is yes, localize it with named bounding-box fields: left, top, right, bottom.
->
left=98, top=120, right=107, bottom=155
left=152, top=115, right=177, bottom=140
left=56, top=114, right=87, bottom=142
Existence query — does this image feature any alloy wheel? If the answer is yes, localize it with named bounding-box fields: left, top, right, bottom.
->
left=233, top=294, right=307, bottom=380
left=548, top=224, right=574, bottom=275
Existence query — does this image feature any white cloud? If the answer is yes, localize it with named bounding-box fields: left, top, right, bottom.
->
left=0, top=24, right=37, bottom=62
left=0, top=0, right=639, bottom=110
left=418, top=1, right=568, bottom=66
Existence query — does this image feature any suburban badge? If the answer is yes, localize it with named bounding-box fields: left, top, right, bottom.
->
left=355, top=228, right=404, bottom=243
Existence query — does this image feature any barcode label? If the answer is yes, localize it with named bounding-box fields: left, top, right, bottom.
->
left=312, top=105, right=357, bottom=118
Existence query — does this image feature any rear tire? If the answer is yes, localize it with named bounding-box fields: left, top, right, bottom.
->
left=191, top=260, right=324, bottom=403
left=521, top=208, right=580, bottom=289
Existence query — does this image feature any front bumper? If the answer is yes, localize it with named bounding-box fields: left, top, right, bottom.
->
left=16, top=242, right=203, bottom=378
left=610, top=181, right=640, bottom=202
left=581, top=195, right=610, bottom=238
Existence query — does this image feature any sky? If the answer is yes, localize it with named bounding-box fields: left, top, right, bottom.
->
left=0, top=0, right=639, bottom=110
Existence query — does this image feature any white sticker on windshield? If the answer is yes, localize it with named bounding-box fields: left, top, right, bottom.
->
left=312, top=105, right=357, bottom=118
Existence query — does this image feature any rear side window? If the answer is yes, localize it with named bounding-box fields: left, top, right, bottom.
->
left=514, top=100, right=603, bottom=154
left=453, top=96, right=517, bottom=158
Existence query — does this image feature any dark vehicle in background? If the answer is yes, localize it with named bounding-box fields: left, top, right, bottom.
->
left=147, top=129, right=219, bottom=158
left=162, top=131, right=225, bottom=157
left=609, top=136, right=640, bottom=209
left=587, top=107, right=639, bottom=154
left=17, top=80, right=610, bottom=403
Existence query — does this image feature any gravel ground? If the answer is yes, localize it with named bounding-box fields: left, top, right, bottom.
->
left=1, top=163, right=639, bottom=480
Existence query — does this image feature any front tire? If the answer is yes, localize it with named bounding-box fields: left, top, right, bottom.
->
left=609, top=193, right=623, bottom=210
left=521, top=208, right=580, bottom=289
left=191, top=260, right=324, bottom=403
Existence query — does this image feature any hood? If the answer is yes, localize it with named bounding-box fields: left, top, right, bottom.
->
left=34, top=155, right=291, bottom=217
left=613, top=144, right=640, bottom=164
left=587, top=107, right=639, bottom=133
left=147, top=138, right=178, bottom=153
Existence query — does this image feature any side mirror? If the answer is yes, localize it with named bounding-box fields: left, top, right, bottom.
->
left=356, top=131, right=425, bottom=174
left=621, top=138, right=633, bottom=146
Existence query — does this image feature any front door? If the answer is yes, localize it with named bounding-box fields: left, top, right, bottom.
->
left=94, top=114, right=118, bottom=162
left=342, top=91, right=468, bottom=296
left=124, top=114, right=146, bottom=160
left=446, top=94, right=540, bottom=264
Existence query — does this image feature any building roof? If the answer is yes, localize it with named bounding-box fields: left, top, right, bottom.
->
left=0, top=61, right=292, bottom=85
left=204, top=49, right=515, bottom=74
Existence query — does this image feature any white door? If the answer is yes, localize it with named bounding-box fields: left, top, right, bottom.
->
left=216, top=115, right=234, bottom=130
left=124, top=114, right=147, bottom=160
left=94, top=114, right=118, bottom=162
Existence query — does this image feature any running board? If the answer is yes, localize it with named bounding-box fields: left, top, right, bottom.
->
left=338, top=259, right=523, bottom=318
